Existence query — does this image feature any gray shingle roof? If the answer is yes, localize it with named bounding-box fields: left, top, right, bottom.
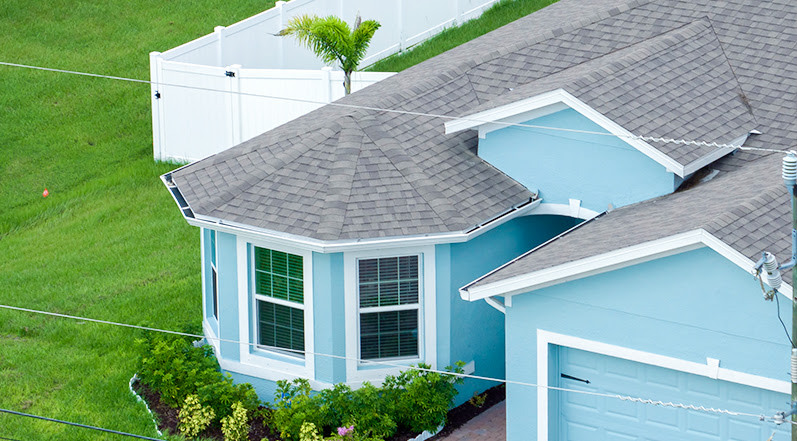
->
left=167, top=0, right=797, bottom=247
left=459, top=20, right=755, bottom=168
left=471, top=152, right=793, bottom=289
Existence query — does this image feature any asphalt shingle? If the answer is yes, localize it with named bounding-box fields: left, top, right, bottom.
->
left=166, top=0, right=797, bottom=250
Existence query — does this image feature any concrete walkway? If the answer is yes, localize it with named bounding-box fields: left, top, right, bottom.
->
left=436, top=401, right=506, bottom=440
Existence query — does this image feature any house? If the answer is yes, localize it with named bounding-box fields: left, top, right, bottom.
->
left=162, top=0, right=796, bottom=439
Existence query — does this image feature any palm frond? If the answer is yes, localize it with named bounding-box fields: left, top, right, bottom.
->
left=346, top=20, right=381, bottom=72
left=279, top=14, right=351, bottom=66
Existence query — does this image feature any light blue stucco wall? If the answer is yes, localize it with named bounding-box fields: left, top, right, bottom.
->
left=479, top=108, right=680, bottom=212
left=440, top=214, right=579, bottom=406
left=208, top=215, right=578, bottom=407
left=313, top=252, right=347, bottom=384
left=504, top=247, right=791, bottom=440
left=215, top=231, right=240, bottom=362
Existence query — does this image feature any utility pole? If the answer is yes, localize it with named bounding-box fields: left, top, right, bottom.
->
left=756, top=152, right=797, bottom=438
left=788, top=151, right=797, bottom=441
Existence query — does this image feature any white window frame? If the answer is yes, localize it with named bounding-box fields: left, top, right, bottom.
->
left=200, top=229, right=221, bottom=357
left=344, top=245, right=436, bottom=384
left=237, top=236, right=314, bottom=381
left=210, top=230, right=219, bottom=320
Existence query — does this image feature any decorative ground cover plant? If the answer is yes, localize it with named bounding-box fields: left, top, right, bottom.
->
left=134, top=331, right=467, bottom=440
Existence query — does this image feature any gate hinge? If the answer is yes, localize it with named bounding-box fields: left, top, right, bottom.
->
left=225, top=71, right=236, bottom=77
left=154, top=91, right=161, bottom=99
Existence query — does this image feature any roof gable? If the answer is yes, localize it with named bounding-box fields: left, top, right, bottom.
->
left=447, top=20, right=756, bottom=177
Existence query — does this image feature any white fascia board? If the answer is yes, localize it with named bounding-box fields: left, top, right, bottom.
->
left=462, top=228, right=793, bottom=302
left=444, top=89, right=568, bottom=134
left=185, top=198, right=541, bottom=253
left=530, top=202, right=601, bottom=220
left=461, top=229, right=707, bottom=301
left=700, top=230, right=793, bottom=300
left=444, top=89, right=689, bottom=177
left=682, top=133, right=748, bottom=176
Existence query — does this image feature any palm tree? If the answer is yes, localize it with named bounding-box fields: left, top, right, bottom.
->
left=278, top=14, right=381, bottom=95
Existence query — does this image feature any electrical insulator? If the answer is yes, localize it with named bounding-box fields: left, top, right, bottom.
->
left=791, top=349, right=797, bottom=383
left=763, top=252, right=783, bottom=291
left=783, top=151, right=797, bottom=187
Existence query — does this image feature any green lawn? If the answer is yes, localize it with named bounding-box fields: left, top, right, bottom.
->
left=366, top=0, right=557, bottom=72
left=0, top=1, right=271, bottom=439
left=0, top=0, right=557, bottom=439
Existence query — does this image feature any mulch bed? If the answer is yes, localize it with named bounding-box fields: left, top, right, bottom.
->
left=132, top=379, right=279, bottom=440
left=132, top=379, right=504, bottom=441
left=427, top=384, right=505, bottom=440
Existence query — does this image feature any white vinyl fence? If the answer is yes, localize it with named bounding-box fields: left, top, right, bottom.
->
left=151, top=0, right=500, bottom=162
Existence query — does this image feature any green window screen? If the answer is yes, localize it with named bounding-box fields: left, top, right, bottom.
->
left=254, top=247, right=304, bottom=304
left=258, top=300, right=304, bottom=354
left=358, top=256, right=418, bottom=308
left=360, top=310, right=418, bottom=359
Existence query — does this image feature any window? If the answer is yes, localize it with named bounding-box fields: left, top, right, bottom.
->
left=210, top=230, right=218, bottom=319
left=253, top=246, right=305, bottom=357
left=358, top=256, right=420, bottom=360
left=344, top=246, right=434, bottom=382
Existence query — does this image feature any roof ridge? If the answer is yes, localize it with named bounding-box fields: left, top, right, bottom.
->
left=356, top=115, right=470, bottom=230
left=702, top=180, right=784, bottom=235
left=314, top=120, right=362, bottom=240
left=344, top=0, right=655, bottom=117
left=469, top=18, right=717, bottom=115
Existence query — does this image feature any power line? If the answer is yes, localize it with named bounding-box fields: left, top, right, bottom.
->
left=0, top=408, right=162, bottom=441
left=0, top=303, right=776, bottom=422
left=0, top=61, right=786, bottom=154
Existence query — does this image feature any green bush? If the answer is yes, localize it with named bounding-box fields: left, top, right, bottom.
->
left=221, top=402, right=250, bottom=441
left=178, top=394, right=215, bottom=438
left=136, top=332, right=259, bottom=422
left=137, top=332, right=219, bottom=407
left=272, top=363, right=463, bottom=440
left=384, top=362, right=464, bottom=433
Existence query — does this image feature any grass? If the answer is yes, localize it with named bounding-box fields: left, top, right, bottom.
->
left=0, top=1, right=555, bottom=439
left=366, top=0, right=557, bottom=73
left=0, top=1, right=272, bottom=439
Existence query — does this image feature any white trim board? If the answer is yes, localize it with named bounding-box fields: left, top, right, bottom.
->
left=531, top=201, right=601, bottom=220
left=181, top=198, right=541, bottom=254
left=343, top=245, right=437, bottom=383
left=236, top=235, right=316, bottom=382
left=461, top=228, right=793, bottom=302
left=535, top=330, right=789, bottom=441
left=444, top=88, right=742, bottom=178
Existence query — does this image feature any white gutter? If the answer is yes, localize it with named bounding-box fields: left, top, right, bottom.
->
left=162, top=173, right=542, bottom=253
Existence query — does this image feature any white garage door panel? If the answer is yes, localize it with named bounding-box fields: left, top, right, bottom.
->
left=557, top=347, right=788, bottom=441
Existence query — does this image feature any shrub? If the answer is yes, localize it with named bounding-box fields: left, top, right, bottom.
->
left=468, top=391, right=487, bottom=408
left=299, top=422, right=324, bottom=441
left=383, top=362, right=464, bottom=433
left=196, top=375, right=259, bottom=421
left=272, top=379, right=325, bottom=439
left=221, top=402, right=249, bottom=441
left=272, top=363, right=463, bottom=439
left=178, top=394, right=215, bottom=438
left=136, top=332, right=260, bottom=422
left=136, top=332, right=219, bottom=407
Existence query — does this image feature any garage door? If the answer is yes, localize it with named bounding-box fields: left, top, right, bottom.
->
left=556, top=346, right=788, bottom=441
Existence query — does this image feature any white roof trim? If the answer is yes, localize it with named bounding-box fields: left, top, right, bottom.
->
left=445, top=89, right=691, bottom=177
left=460, top=228, right=792, bottom=301
left=682, top=132, right=748, bottom=176
left=183, top=198, right=542, bottom=253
